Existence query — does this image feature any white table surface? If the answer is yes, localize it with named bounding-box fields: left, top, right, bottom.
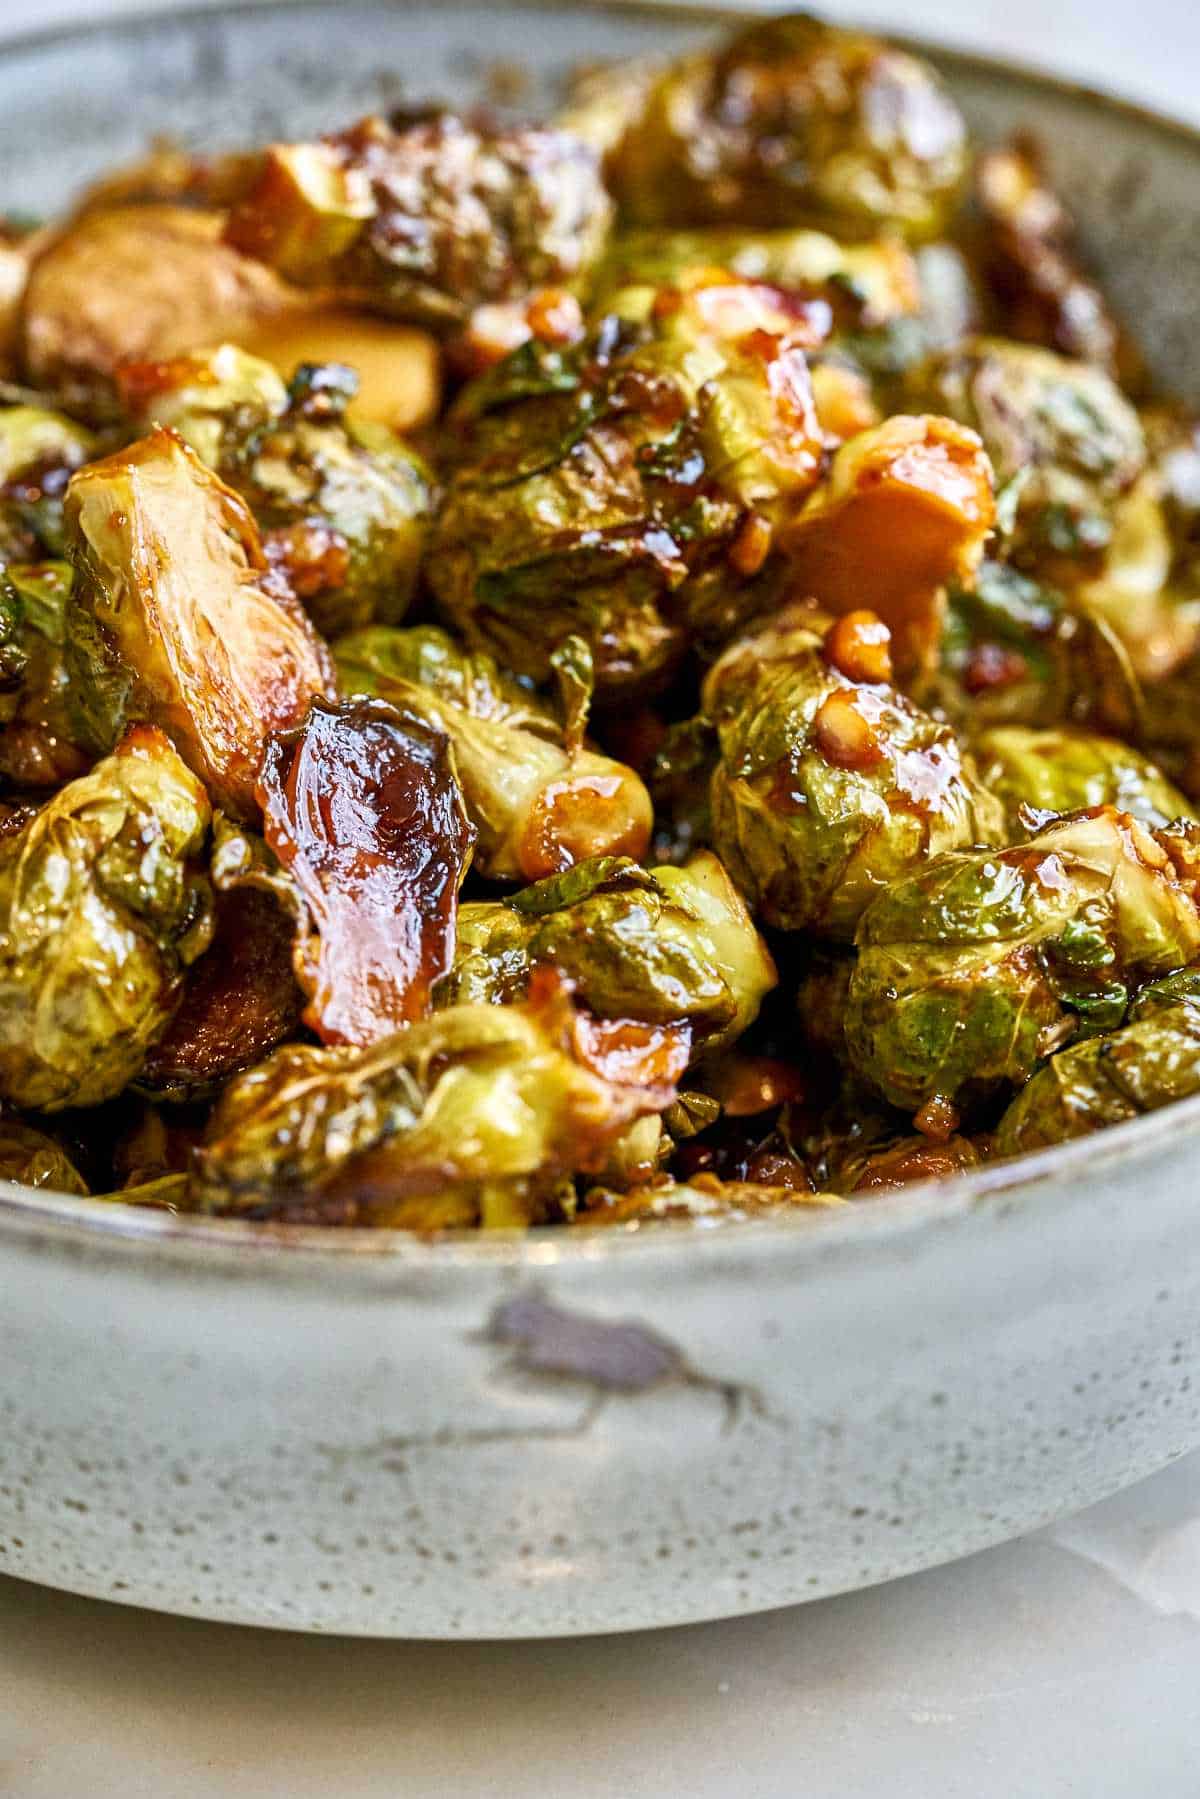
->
left=5, top=2, right=1200, bottom=1794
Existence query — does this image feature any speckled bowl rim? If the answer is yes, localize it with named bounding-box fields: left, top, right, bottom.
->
left=2, top=0, right=1200, bottom=1265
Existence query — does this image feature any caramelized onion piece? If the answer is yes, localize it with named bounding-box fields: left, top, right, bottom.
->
left=257, top=698, right=474, bottom=1047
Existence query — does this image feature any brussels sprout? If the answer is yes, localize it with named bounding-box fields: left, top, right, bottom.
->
left=428, top=273, right=824, bottom=693
left=224, top=114, right=613, bottom=330
left=845, top=807, right=1200, bottom=1116
left=993, top=991, right=1200, bottom=1155
left=194, top=971, right=673, bottom=1224
left=117, top=348, right=434, bottom=635
left=107, top=1094, right=205, bottom=1189
left=1073, top=472, right=1200, bottom=682
left=975, top=141, right=1125, bottom=373
left=0, top=725, right=213, bottom=1111
left=645, top=715, right=716, bottom=864
left=0, top=1121, right=88, bottom=1193
left=557, top=56, right=660, bottom=162
left=219, top=698, right=474, bottom=1048
left=64, top=429, right=337, bottom=820
left=703, top=608, right=1003, bottom=938
left=114, top=340, right=289, bottom=469
left=976, top=726, right=1195, bottom=834
left=812, top=1121, right=983, bottom=1192
left=606, top=15, right=967, bottom=241
left=334, top=624, right=653, bottom=880
left=442, top=850, right=776, bottom=1059
left=138, top=885, right=303, bottom=1101
left=575, top=1175, right=839, bottom=1228
left=0, top=403, right=97, bottom=559
left=780, top=413, right=995, bottom=674
left=21, top=205, right=301, bottom=413
left=929, top=558, right=1143, bottom=740
left=917, top=337, right=1145, bottom=570
left=590, top=226, right=921, bottom=327
left=0, top=560, right=90, bottom=788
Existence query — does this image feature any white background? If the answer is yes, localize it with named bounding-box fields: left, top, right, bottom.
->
left=3, top=3, right=1200, bottom=1795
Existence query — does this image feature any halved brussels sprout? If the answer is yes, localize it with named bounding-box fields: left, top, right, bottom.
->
left=117, top=348, right=434, bottom=636
left=334, top=624, right=652, bottom=879
left=0, top=725, right=213, bottom=1111
left=194, top=971, right=672, bottom=1224
left=64, top=429, right=336, bottom=819
left=428, top=271, right=824, bottom=693
left=994, top=990, right=1200, bottom=1154
left=704, top=608, right=1003, bottom=938
left=976, top=725, right=1195, bottom=834
left=221, top=698, right=475, bottom=1048
left=224, top=115, right=613, bottom=330
left=0, top=560, right=90, bottom=788
left=845, top=807, right=1200, bottom=1115
left=441, top=850, right=775, bottom=1060
left=0, top=1121, right=88, bottom=1193
left=779, top=413, right=995, bottom=674
left=605, top=15, right=967, bottom=241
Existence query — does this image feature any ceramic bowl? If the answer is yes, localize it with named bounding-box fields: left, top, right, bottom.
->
left=3, top=0, right=1200, bottom=1638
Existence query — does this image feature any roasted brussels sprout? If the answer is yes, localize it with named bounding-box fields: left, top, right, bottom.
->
left=928, top=558, right=1143, bottom=740
left=138, top=885, right=303, bottom=1101
left=923, top=344, right=1200, bottom=681
left=704, top=608, right=1003, bottom=938
left=845, top=807, right=1200, bottom=1116
left=442, top=850, right=776, bottom=1060
left=590, top=225, right=921, bottom=327
left=194, top=971, right=672, bottom=1224
left=974, top=140, right=1126, bottom=374
left=21, top=205, right=301, bottom=412
left=0, top=403, right=97, bottom=559
left=575, top=1174, right=838, bottom=1228
left=994, top=988, right=1200, bottom=1154
left=334, top=623, right=652, bottom=879
left=1073, top=470, right=1200, bottom=682
left=0, top=560, right=90, bottom=788
left=0, top=725, right=213, bottom=1111
left=117, top=348, right=434, bottom=635
left=814, top=1121, right=983, bottom=1193
left=224, top=114, right=613, bottom=330
left=215, top=698, right=475, bottom=1048
left=64, top=429, right=336, bottom=819
left=606, top=15, right=967, bottom=241
left=976, top=726, right=1195, bottom=834
left=917, top=337, right=1145, bottom=568
left=428, top=271, right=825, bottom=693
left=780, top=413, right=995, bottom=673
left=0, top=1120, right=88, bottom=1193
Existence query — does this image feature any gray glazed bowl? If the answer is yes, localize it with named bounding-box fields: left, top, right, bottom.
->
left=3, top=0, right=1200, bottom=1639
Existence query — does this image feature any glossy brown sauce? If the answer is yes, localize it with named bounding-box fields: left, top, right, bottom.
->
left=257, top=697, right=474, bottom=1046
